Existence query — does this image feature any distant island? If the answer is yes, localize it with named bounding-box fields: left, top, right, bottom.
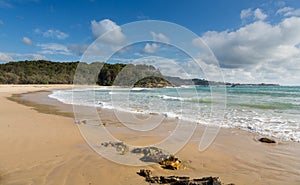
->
left=0, top=60, right=279, bottom=87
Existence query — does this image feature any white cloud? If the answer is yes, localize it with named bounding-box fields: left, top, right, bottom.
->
left=26, top=54, right=47, bottom=60
left=285, top=10, right=300, bottom=17
left=42, top=29, right=69, bottom=39
left=240, top=8, right=252, bottom=20
left=91, top=19, right=125, bottom=45
left=11, top=53, right=48, bottom=61
left=0, top=52, right=47, bottom=62
left=22, top=37, right=32, bottom=45
left=198, top=16, right=300, bottom=85
left=150, top=31, right=170, bottom=43
left=0, top=52, right=13, bottom=62
left=37, top=43, right=71, bottom=55
left=240, top=8, right=267, bottom=21
left=67, top=44, right=88, bottom=56
left=0, top=19, right=3, bottom=25
left=254, top=8, right=267, bottom=20
left=126, top=57, right=198, bottom=79
left=276, top=7, right=294, bottom=14
left=276, top=7, right=300, bottom=17
left=142, top=32, right=170, bottom=54
left=143, top=43, right=159, bottom=54
left=192, top=37, right=207, bottom=49
left=68, top=44, right=105, bottom=57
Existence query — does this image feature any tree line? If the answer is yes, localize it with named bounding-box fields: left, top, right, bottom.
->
left=0, top=60, right=220, bottom=86
left=0, top=60, right=163, bottom=86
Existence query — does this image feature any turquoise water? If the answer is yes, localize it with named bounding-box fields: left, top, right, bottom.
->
left=49, top=86, right=300, bottom=142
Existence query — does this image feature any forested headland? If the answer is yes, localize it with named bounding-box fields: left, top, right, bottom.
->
left=0, top=60, right=171, bottom=86
left=0, top=60, right=278, bottom=87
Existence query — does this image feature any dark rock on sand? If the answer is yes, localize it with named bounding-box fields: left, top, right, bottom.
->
left=132, top=147, right=169, bottom=163
left=100, top=141, right=129, bottom=155
left=137, top=169, right=152, bottom=177
left=259, top=137, right=276, bottom=143
left=132, top=147, right=187, bottom=170
left=137, top=169, right=233, bottom=185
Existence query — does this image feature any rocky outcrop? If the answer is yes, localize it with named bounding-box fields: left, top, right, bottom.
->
left=258, top=137, right=276, bottom=143
left=134, top=76, right=173, bottom=88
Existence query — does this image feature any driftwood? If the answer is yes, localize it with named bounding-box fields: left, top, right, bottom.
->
left=137, top=169, right=234, bottom=185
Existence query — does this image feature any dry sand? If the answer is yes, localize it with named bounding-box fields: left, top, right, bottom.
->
left=0, top=85, right=300, bottom=185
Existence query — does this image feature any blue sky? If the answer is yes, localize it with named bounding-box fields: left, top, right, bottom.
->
left=1, top=0, right=300, bottom=85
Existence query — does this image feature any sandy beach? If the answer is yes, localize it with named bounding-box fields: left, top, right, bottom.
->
left=0, top=85, right=300, bottom=185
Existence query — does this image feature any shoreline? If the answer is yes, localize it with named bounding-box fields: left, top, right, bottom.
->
left=47, top=85, right=299, bottom=143
left=1, top=85, right=300, bottom=184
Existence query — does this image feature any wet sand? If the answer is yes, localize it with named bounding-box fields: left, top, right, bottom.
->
left=0, top=85, right=300, bottom=185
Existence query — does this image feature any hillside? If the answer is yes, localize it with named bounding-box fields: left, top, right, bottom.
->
left=0, top=60, right=279, bottom=87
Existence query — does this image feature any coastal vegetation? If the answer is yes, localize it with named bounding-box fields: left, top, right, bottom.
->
left=0, top=60, right=77, bottom=84
left=0, top=60, right=165, bottom=86
left=0, top=60, right=183, bottom=87
left=0, top=60, right=278, bottom=87
left=134, top=76, right=173, bottom=88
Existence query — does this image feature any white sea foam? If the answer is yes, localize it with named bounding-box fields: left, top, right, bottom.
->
left=48, top=86, right=300, bottom=142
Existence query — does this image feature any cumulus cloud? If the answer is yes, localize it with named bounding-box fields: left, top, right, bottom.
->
left=276, top=7, right=294, bottom=14
left=0, top=52, right=13, bottom=63
left=142, top=32, right=170, bottom=54
left=123, top=57, right=199, bottom=79
left=22, top=37, right=32, bottom=45
left=42, top=29, right=69, bottom=39
left=240, top=8, right=252, bottom=20
left=37, top=43, right=71, bottom=55
left=67, top=44, right=88, bottom=56
left=196, top=16, right=300, bottom=85
left=11, top=53, right=48, bottom=61
left=192, top=37, right=207, bottom=49
left=276, top=7, right=300, bottom=17
left=240, top=8, right=267, bottom=21
left=26, top=54, right=47, bottom=60
left=254, top=8, right=267, bottom=20
left=150, top=31, right=170, bottom=43
left=143, top=43, right=159, bottom=54
left=0, top=52, right=47, bottom=62
left=91, top=19, right=125, bottom=45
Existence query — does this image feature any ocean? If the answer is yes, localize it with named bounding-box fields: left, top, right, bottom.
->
left=49, top=86, right=300, bottom=142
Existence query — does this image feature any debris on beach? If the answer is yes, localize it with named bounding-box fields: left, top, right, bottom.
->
left=137, top=169, right=233, bottom=185
left=132, top=147, right=169, bottom=163
left=132, top=147, right=186, bottom=170
left=137, top=169, right=152, bottom=177
left=258, top=137, right=276, bottom=143
left=159, top=155, right=182, bottom=170
left=100, top=144, right=188, bottom=169
left=75, top=119, right=87, bottom=125
left=101, top=141, right=129, bottom=155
